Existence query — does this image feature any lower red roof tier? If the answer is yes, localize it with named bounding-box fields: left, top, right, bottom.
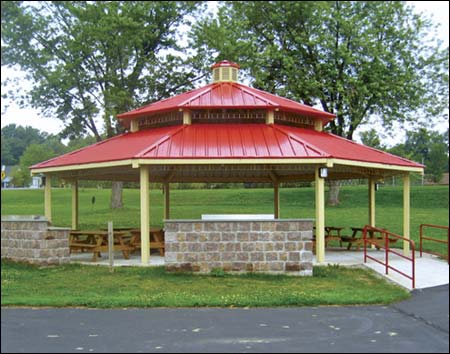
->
left=31, top=124, right=423, bottom=169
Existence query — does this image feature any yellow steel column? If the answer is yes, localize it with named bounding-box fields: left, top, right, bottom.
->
left=274, top=182, right=280, bottom=219
left=44, top=174, right=52, bottom=223
left=140, top=166, right=150, bottom=264
left=71, top=180, right=79, bottom=230
left=183, top=110, right=192, bottom=125
left=130, top=119, right=139, bottom=133
left=266, top=110, right=274, bottom=124
left=403, top=173, right=411, bottom=256
left=314, top=120, right=323, bottom=132
left=164, top=182, right=170, bottom=220
left=315, top=168, right=325, bottom=263
left=369, top=178, right=376, bottom=227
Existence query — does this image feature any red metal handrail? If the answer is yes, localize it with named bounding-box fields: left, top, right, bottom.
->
left=420, top=224, right=449, bottom=264
left=363, top=225, right=415, bottom=289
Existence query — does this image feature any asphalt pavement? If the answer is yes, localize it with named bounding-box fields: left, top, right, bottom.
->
left=1, top=285, right=448, bottom=353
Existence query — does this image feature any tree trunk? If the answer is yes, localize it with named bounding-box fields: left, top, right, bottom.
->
left=327, top=180, right=341, bottom=206
left=110, top=181, right=123, bottom=209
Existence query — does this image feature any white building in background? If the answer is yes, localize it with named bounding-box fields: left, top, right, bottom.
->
left=30, top=176, right=42, bottom=188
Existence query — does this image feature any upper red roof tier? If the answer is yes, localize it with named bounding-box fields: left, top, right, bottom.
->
left=117, top=82, right=335, bottom=123
left=31, top=124, right=422, bottom=170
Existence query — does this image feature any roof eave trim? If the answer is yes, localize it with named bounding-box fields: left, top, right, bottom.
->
left=30, top=160, right=134, bottom=175
left=331, top=158, right=424, bottom=173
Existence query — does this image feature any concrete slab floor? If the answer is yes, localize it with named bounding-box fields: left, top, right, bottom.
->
left=70, top=251, right=164, bottom=267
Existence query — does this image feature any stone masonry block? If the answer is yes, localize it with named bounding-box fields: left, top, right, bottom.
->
left=186, top=233, right=198, bottom=242
left=237, top=232, right=249, bottom=242
left=250, top=252, right=264, bottom=262
left=265, top=252, right=278, bottom=261
left=301, top=230, right=313, bottom=240
left=163, top=222, right=178, bottom=232
left=288, top=252, right=300, bottom=261
left=261, top=222, right=275, bottom=231
left=269, top=262, right=284, bottom=271
left=285, top=263, right=301, bottom=272
left=237, top=223, right=250, bottom=231
left=300, top=251, right=313, bottom=262
left=179, top=223, right=193, bottom=232
left=221, top=232, right=236, bottom=242
left=272, top=232, right=285, bottom=242
left=194, top=223, right=204, bottom=232
left=286, top=232, right=301, bottom=241
left=165, top=232, right=177, bottom=243
left=250, top=222, right=261, bottom=231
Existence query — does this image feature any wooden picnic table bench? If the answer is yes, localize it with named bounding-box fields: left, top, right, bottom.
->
left=69, top=230, right=134, bottom=262
left=127, top=228, right=165, bottom=256
left=341, top=227, right=399, bottom=251
left=312, top=226, right=346, bottom=251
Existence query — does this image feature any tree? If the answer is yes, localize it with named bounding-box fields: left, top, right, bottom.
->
left=402, top=128, right=449, bottom=182
left=13, top=142, right=63, bottom=187
left=359, top=129, right=386, bottom=150
left=1, top=124, right=48, bottom=165
left=191, top=1, right=449, bottom=204
left=2, top=1, right=205, bottom=207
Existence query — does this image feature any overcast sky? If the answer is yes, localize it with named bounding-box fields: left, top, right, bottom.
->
left=1, top=1, right=449, bottom=142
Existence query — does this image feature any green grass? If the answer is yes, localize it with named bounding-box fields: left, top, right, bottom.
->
left=2, top=185, right=447, bottom=308
left=2, top=185, right=448, bottom=255
left=1, top=261, right=409, bottom=308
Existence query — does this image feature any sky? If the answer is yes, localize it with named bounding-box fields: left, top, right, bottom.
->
left=1, top=1, right=449, bottom=143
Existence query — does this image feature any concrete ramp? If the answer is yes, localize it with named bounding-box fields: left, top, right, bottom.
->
left=315, top=249, right=449, bottom=290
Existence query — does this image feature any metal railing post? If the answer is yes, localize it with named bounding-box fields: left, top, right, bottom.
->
left=419, top=223, right=449, bottom=263
left=412, top=240, right=416, bottom=289
left=420, top=224, right=423, bottom=258
left=363, top=226, right=367, bottom=263
left=385, top=231, right=389, bottom=275
left=363, top=225, right=416, bottom=289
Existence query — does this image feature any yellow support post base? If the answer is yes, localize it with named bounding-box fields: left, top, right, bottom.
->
left=140, top=166, right=150, bottom=264
left=315, top=168, right=325, bottom=263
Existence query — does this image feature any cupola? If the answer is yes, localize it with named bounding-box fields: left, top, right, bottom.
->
left=211, top=60, right=240, bottom=83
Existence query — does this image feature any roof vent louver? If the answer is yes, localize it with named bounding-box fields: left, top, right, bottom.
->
left=211, top=60, right=240, bottom=83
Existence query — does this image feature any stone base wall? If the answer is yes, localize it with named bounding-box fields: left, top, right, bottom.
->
left=1, top=216, right=70, bottom=265
left=165, top=219, right=313, bottom=276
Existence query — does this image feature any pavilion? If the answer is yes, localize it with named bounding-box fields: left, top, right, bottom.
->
left=31, top=60, right=424, bottom=265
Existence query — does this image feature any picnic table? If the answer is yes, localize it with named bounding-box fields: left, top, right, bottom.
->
left=69, top=230, right=133, bottom=262
left=341, top=227, right=398, bottom=251
left=324, top=226, right=344, bottom=247
left=128, top=228, right=165, bottom=256
left=312, top=226, right=345, bottom=250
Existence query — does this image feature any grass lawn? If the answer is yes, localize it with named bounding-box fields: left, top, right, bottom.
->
left=0, top=185, right=447, bottom=308
left=2, top=184, right=448, bottom=255
left=1, top=261, right=409, bottom=308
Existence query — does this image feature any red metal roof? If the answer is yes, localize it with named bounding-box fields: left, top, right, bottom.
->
left=116, top=82, right=335, bottom=122
left=211, top=60, right=240, bottom=69
left=32, top=124, right=422, bottom=169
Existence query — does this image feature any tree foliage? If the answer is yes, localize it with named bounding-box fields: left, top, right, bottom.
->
left=364, top=127, right=449, bottom=183
left=2, top=1, right=205, bottom=141
left=359, top=128, right=386, bottom=150
left=191, top=1, right=449, bottom=140
left=190, top=1, right=448, bottom=204
left=1, top=124, right=48, bottom=165
left=12, top=143, right=58, bottom=187
left=2, top=1, right=205, bottom=206
left=401, top=128, right=449, bottom=182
